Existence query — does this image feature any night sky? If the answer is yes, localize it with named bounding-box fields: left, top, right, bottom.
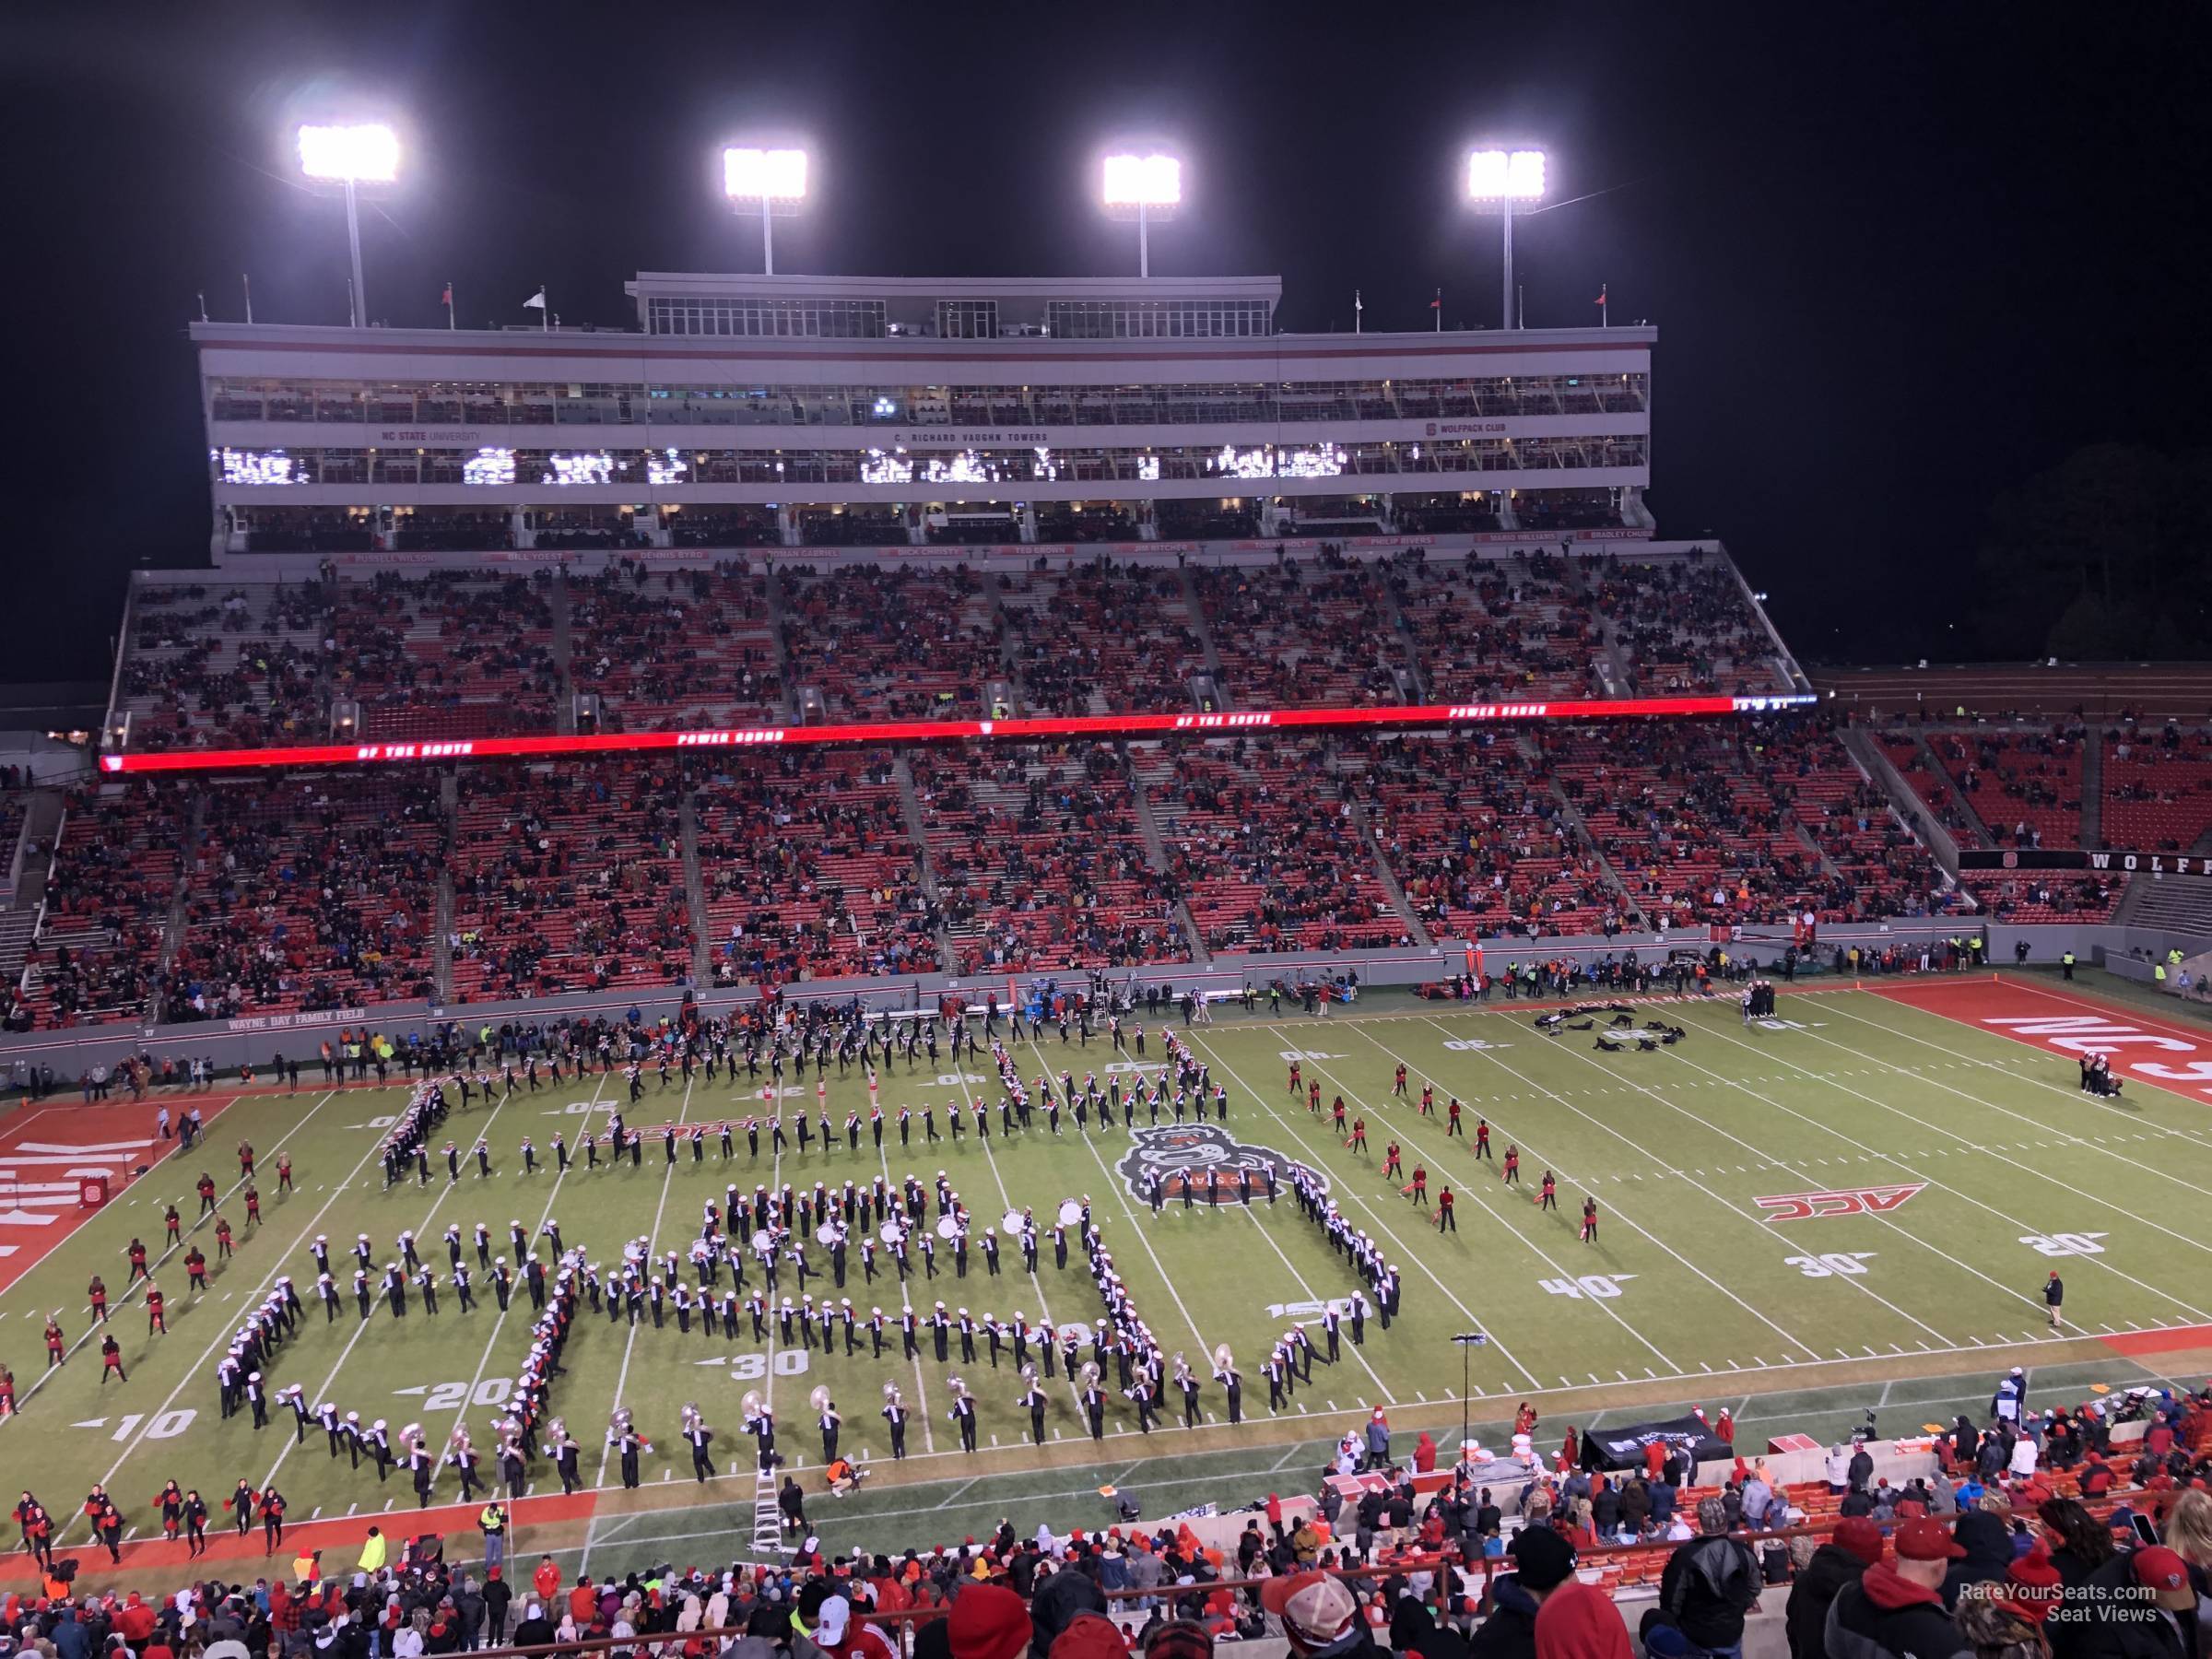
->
left=4, top=2, right=2206, bottom=684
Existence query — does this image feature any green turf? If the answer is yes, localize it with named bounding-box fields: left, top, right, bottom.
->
left=5, top=982, right=2209, bottom=1564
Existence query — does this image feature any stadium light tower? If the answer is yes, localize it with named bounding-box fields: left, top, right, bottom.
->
left=1465, top=147, right=1547, bottom=331
left=1101, top=153, right=1182, bottom=277
left=297, top=124, right=399, bottom=328
left=723, top=147, right=808, bottom=276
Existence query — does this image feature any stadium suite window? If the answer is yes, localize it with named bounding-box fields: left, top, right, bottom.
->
left=1043, top=300, right=1270, bottom=339
left=649, top=297, right=887, bottom=338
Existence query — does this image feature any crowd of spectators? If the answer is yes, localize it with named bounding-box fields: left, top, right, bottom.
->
left=6, top=783, right=187, bottom=1029
left=1391, top=554, right=1606, bottom=701
left=332, top=573, right=559, bottom=741
left=571, top=562, right=784, bottom=729
left=696, top=751, right=941, bottom=983
left=780, top=565, right=1003, bottom=721
left=449, top=762, right=694, bottom=998
left=1924, top=731, right=2086, bottom=852
left=999, top=566, right=1207, bottom=715
left=912, top=746, right=1185, bottom=971
left=120, top=583, right=328, bottom=751
left=1587, top=554, right=1782, bottom=696
left=1135, top=738, right=1406, bottom=953
left=159, top=778, right=444, bottom=1022
left=1192, top=560, right=1403, bottom=709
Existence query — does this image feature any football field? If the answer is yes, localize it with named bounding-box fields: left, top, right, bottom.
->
left=4, top=971, right=2210, bottom=1582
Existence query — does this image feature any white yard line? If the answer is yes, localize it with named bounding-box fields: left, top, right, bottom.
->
left=431, top=1072, right=612, bottom=1448
left=1671, top=1005, right=2212, bottom=1322
left=1333, top=1018, right=1815, bottom=1357
left=259, top=1090, right=524, bottom=1491
left=1456, top=1016, right=1970, bottom=1345
left=1184, top=1031, right=1553, bottom=1391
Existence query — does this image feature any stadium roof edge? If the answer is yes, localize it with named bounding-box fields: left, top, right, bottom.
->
left=624, top=271, right=1285, bottom=301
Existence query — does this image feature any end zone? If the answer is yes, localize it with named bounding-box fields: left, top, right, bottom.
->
left=1865, top=975, right=2212, bottom=1114
left=0, top=1097, right=237, bottom=1290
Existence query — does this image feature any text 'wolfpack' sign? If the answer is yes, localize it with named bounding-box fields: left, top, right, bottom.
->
left=1753, top=1182, right=1925, bottom=1222
left=1959, top=848, right=2212, bottom=880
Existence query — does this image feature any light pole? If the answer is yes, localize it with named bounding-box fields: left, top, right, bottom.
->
left=297, top=124, right=399, bottom=328
left=1452, top=1331, right=1488, bottom=1458
left=1102, top=154, right=1182, bottom=277
left=1466, top=148, right=1547, bottom=331
left=722, top=147, right=808, bottom=276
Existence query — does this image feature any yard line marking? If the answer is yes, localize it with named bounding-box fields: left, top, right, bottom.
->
left=582, top=1115, right=685, bottom=1575
left=1819, top=996, right=2212, bottom=1209
left=947, top=1043, right=1083, bottom=1436
left=1673, top=1005, right=2212, bottom=1323
left=429, top=1070, right=612, bottom=1454
left=262, top=1088, right=525, bottom=1494
left=1186, top=1031, right=1551, bottom=1390
left=60, top=1090, right=353, bottom=1534
left=1502, top=1017, right=1978, bottom=1344
left=1406, top=1020, right=1822, bottom=1356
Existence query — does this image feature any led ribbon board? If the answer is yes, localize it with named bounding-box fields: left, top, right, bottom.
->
left=100, top=694, right=1815, bottom=775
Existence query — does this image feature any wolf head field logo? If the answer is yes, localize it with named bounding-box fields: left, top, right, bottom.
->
left=1114, top=1124, right=1323, bottom=1201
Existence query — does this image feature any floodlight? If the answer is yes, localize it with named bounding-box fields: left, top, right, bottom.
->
left=1465, top=148, right=1546, bottom=203
left=722, top=147, right=809, bottom=275
left=723, top=147, right=809, bottom=204
left=1102, top=154, right=1182, bottom=209
left=1100, top=153, right=1182, bottom=277
left=297, top=124, right=399, bottom=327
left=298, top=124, right=399, bottom=182
left=1465, top=147, right=1548, bottom=331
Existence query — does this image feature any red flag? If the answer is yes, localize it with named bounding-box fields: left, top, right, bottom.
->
left=1594, top=289, right=1606, bottom=306
left=441, top=283, right=453, bottom=307
left=1430, top=290, right=1441, bottom=309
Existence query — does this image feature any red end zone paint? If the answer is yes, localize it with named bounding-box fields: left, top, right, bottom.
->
left=2100, top=1324, right=2212, bottom=1358
left=0, top=1098, right=235, bottom=1290
left=1870, top=977, right=2212, bottom=1111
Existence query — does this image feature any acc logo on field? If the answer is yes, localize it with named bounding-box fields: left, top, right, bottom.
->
left=1113, top=1124, right=1323, bottom=1202
left=1753, top=1183, right=1926, bottom=1222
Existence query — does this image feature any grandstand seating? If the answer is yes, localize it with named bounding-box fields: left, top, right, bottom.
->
left=1391, top=553, right=1606, bottom=700
left=12, top=782, right=187, bottom=1028
left=779, top=564, right=1002, bottom=720
left=332, top=572, right=559, bottom=740
left=1133, top=738, right=1406, bottom=953
left=161, top=777, right=443, bottom=1020
left=1587, top=554, right=1783, bottom=695
left=997, top=565, right=1207, bottom=714
left=695, top=751, right=939, bottom=983
left=449, top=761, right=694, bottom=998
left=912, top=746, right=1182, bottom=971
left=119, top=582, right=327, bottom=750
left=1359, top=735, right=1623, bottom=937
left=1924, top=729, right=2086, bottom=850
left=2103, top=725, right=2212, bottom=850
left=1191, top=560, right=1404, bottom=708
left=570, top=563, right=783, bottom=729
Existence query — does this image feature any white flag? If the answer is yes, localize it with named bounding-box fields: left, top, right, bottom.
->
left=523, top=288, right=546, bottom=310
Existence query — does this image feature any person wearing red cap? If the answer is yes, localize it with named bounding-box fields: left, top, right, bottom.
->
left=1785, top=1518, right=1883, bottom=1659
left=1825, top=1516, right=1969, bottom=1659
left=2069, top=1542, right=2198, bottom=1659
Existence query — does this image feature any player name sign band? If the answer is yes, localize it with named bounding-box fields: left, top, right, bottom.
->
left=100, top=691, right=1815, bottom=775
